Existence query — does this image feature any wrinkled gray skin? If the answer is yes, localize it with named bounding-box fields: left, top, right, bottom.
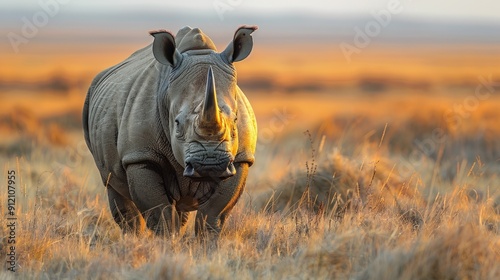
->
left=83, top=26, right=257, bottom=236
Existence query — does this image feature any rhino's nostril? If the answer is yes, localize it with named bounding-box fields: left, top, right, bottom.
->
left=227, top=162, right=236, bottom=174
left=219, top=162, right=236, bottom=179
left=183, top=163, right=196, bottom=177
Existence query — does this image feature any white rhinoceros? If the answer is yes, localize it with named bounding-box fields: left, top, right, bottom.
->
left=83, top=26, right=257, bottom=236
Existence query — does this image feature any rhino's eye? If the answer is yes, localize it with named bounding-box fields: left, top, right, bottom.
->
left=231, top=116, right=237, bottom=138
left=175, top=118, right=185, bottom=139
left=174, top=119, right=181, bottom=133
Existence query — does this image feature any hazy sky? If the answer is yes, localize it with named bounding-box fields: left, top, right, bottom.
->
left=3, top=0, right=500, bottom=22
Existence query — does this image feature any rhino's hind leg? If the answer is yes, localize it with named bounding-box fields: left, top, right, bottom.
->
left=107, top=187, right=145, bottom=234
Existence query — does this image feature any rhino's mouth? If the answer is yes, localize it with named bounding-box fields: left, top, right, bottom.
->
left=183, top=141, right=236, bottom=181
left=183, top=160, right=236, bottom=181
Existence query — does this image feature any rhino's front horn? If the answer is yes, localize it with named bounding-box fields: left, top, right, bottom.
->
left=199, top=66, right=223, bottom=134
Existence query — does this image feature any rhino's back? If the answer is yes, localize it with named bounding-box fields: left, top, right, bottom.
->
left=83, top=45, right=168, bottom=189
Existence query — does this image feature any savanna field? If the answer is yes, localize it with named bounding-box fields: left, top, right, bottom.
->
left=1, top=16, right=500, bottom=279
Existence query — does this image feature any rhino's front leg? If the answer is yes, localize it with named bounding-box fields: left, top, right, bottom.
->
left=126, top=163, right=178, bottom=235
left=196, top=162, right=249, bottom=236
left=107, top=186, right=145, bottom=235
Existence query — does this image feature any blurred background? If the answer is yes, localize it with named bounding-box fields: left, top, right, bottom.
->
left=1, top=0, right=500, bottom=178
left=3, top=2, right=500, bottom=277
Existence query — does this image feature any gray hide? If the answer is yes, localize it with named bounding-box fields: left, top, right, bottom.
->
left=83, top=26, right=257, bottom=236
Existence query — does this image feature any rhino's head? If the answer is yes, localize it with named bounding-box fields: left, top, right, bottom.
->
left=150, top=26, right=257, bottom=181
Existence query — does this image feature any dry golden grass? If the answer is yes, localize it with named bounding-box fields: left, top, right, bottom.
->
left=1, top=38, right=500, bottom=278
left=1, top=85, right=500, bottom=279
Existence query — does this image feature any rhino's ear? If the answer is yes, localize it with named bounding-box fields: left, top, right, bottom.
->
left=150, top=30, right=182, bottom=67
left=221, top=25, right=258, bottom=63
